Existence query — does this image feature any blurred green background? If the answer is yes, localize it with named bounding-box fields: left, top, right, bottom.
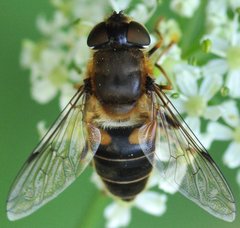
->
left=0, top=0, right=240, bottom=227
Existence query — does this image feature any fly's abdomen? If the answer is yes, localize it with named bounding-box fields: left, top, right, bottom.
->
left=93, top=126, right=154, bottom=201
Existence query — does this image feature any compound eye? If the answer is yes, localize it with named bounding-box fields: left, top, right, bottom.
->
left=87, top=22, right=109, bottom=47
left=127, top=21, right=150, bottom=46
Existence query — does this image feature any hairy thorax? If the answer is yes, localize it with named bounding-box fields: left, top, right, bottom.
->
left=85, top=48, right=153, bottom=128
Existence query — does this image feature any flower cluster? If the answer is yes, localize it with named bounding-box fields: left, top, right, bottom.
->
left=22, top=0, right=240, bottom=227
left=203, top=0, right=240, bottom=186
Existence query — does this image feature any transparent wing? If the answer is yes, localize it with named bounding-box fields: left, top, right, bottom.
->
left=139, top=84, right=236, bottom=222
left=7, top=87, right=101, bottom=221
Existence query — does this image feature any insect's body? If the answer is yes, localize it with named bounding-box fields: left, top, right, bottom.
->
left=85, top=16, right=155, bottom=199
left=7, top=11, right=236, bottom=222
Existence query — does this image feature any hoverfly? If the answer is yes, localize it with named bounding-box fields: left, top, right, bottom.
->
left=7, top=11, right=236, bottom=222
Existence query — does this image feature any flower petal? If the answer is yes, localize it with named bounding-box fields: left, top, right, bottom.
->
left=73, top=0, right=107, bottom=23
left=40, top=49, right=64, bottom=75
left=185, top=116, right=200, bottom=132
left=202, top=59, right=228, bottom=77
left=171, top=95, right=187, bottom=114
left=31, top=78, right=57, bottom=104
left=146, top=171, right=159, bottom=188
left=226, top=70, right=240, bottom=98
left=219, top=100, right=240, bottom=127
left=20, top=40, right=36, bottom=68
left=207, top=122, right=233, bottom=141
left=185, top=117, right=213, bottom=149
left=104, top=202, right=131, bottom=228
left=36, top=11, right=68, bottom=36
left=199, top=74, right=223, bottom=101
left=174, top=63, right=201, bottom=80
left=175, top=66, right=199, bottom=96
left=59, top=83, right=75, bottom=109
left=223, top=142, right=240, bottom=169
left=158, top=176, right=179, bottom=194
left=90, top=172, right=105, bottom=190
left=203, top=105, right=221, bottom=121
left=203, top=34, right=228, bottom=57
left=135, top=191, right=167, bottom=216
left=197, top=132, right=214, bottom=150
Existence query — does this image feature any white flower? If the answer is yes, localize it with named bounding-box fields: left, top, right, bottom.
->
left=104, top=201, right=131, bottom=228
left=21, top=1, right=108, bottom=107
left=31, top=76, right=58, bottom=104
left=208, top=100, right=240, bottom=169
left=172, top=63, right=222, bottom=127
left=134, top=191, right=167, bottom=215
left=170, top=0, right=200, bottom=18
left=204, top=7, right=240, bottom=98
left=224, top=142, right=240, bottom=169
left=90, top=171, right=106, bottom=190
left=169, top=63, right=224, bottom=149
left=203, top=41, right=240, bottom=98
left=104, top=192, right=167, bottom=228
left=59, top=83, right=76, bottom=109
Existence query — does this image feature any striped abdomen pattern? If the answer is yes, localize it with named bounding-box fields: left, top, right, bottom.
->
left=93, top=126, right=153, bottom=201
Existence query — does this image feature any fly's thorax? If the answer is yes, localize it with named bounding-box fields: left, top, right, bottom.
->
left=84, top=93, right=152, bottom=128
left=91, top=48, right=146, bottom=114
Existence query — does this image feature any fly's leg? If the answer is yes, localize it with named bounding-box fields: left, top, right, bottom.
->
left=148, top=17, right=164, bottom=57
left=148, top=17, right=176, bottom=91
left=155, top=63, right=172, bottom=90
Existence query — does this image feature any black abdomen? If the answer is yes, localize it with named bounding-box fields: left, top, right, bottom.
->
left=94, top=126, right=153, bottom=201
